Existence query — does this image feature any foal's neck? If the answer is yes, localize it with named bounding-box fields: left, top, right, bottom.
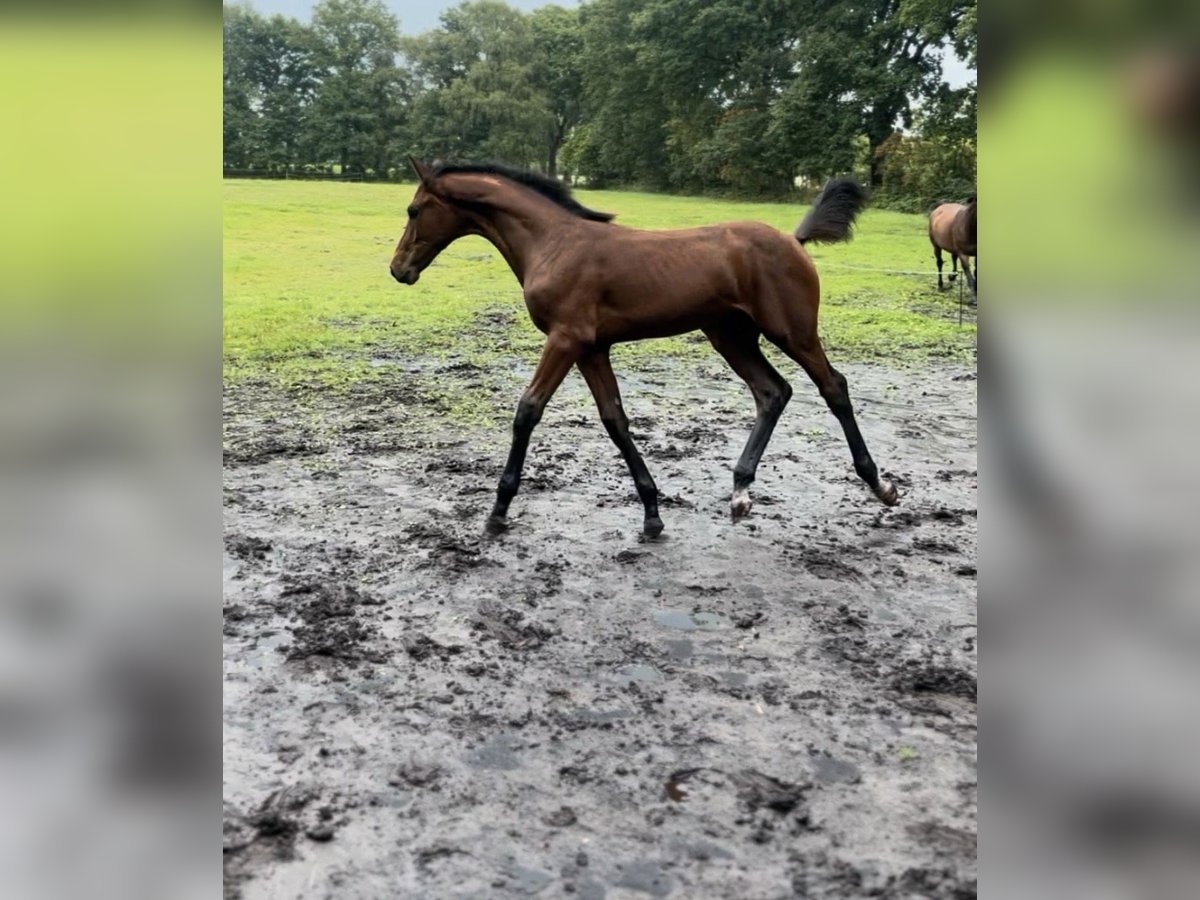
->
left=459, top=182, right=578, bottom=285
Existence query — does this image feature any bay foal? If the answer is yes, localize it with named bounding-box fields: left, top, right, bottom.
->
left=390, top=159, right=898, bottom=537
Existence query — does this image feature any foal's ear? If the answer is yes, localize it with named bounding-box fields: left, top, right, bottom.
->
left=409, top=156, right=432, bottom=184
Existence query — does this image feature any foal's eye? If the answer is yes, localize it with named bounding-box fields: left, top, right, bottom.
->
left=407, top=206, right=419, bottom=220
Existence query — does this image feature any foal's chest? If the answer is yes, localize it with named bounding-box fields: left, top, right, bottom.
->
left=522, top=291, right=553, bottom=334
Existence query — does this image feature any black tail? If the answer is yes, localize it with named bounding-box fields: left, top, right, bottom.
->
left=794, top=178, right=868, bottom=245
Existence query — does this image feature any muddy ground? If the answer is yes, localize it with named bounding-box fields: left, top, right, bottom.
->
left=223, top=343, right=977, bottom=899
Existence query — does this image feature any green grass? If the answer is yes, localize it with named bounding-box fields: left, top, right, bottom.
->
left=224, top=179, right=974, bottom=389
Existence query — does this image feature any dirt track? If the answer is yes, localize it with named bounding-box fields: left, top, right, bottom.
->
left=223, top=348, right=977, bottom=899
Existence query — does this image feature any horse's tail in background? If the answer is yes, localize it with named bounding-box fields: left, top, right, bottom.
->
left=794, top=178, right=868, bottom=245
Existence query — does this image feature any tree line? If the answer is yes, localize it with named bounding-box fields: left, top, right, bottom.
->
left=224, top=0, right=976, bottom=208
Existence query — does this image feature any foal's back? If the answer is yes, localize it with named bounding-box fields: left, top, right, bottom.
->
left=555, top=219, right=817, bottom=343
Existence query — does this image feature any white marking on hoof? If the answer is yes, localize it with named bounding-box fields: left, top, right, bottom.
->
left=876, top=479, right=899, bottom=506
left=731, top=487, right=753, bottom=520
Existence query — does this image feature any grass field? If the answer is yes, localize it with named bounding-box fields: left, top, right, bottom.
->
left=224, top=179, right=975, bottom=389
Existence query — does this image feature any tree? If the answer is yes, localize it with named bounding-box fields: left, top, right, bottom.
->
left=404, top=1, right=548, bottom=166
left=574, top=0, right=673, bottom=188
left=223, top=5, right=260, bottom=169
left=627, top=0, right=802, bottom=194
left=573, top=0, right=975, bottom=195
left=772, top=0, right=974, bottom=187
left=529, top=6, right=584, bottom=177
left=223, top=6, right=320, bottom=172
left=221, top=0, right=976, bottom=203
left=308, top=0, right=406, bottom=176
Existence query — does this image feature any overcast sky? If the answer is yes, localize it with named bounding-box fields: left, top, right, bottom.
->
left=235, top=0, right=976, bottom=89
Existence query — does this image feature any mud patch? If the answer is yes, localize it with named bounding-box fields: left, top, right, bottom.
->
left=278, top=578, right=387, bottom=665
left=224, top=533, right=272, bottom=561
left=474, top=599, right=556, bottom=651
left=404, top=521, right=497, bottom=573
left=893, top=661, right=978, bottom=701
left=224, top=354, right=976, bottom=898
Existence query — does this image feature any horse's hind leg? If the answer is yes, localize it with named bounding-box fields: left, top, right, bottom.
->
left=958, top=253, right=977, bottom=300
left=577, top=347, right=663, bottom=537
left=934, top=244, right=945, bottom=290
left=771, top=332, right=898, bottom=507
left=704, top=315, right=792, bottom=520
left=949, top=253, right=959, bottom=284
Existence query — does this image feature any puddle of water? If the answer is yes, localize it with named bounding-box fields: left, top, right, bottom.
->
left=466, top=734, right=522, bottom=770
left=663, top=639, right=694, bottom=660
left=810, top=754, right=863, bottom=785
left=614, top=664, right=663, bottom=685
left=653, top=610, right=728, bottom=631
left=369, top=357, right=424, bottom=372
left=505, top=865, right=553, bottom=895
left=616, top=860, right=674, bottom=897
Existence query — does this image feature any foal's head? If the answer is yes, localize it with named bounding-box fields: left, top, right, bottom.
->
left=389, top=157, right=473, bottom=285
left=390, top=158, right=615, bottom=285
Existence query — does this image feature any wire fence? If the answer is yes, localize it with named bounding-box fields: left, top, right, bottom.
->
left=820, top=262, right=944, bottom=277
left=817, top=261, right=977, bottom=326
left=223, top=168, right=407, bottom=183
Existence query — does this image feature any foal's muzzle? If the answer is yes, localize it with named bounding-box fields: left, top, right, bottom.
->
left=390, top=263, right=419, bottom=285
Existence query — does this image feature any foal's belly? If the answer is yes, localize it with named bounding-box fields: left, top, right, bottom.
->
left=597, top=290, right=729, bottom=343
left=595, top=254, right=739, bottom=341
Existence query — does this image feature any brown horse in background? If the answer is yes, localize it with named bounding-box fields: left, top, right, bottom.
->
left=929, top=195, right=977, bottom=300
left=390, top=158, right=898, bottom=537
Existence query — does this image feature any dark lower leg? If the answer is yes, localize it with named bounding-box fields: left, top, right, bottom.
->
left=578, top=350, right=662, bottom=536
left=487, top=398, right=540, bottom=531
left=960, top=255, right=977, bottom=297
left=486, top=336, right=578, bottom=534
left=935, top=247, right=945, bottom=290
left=790, top=342, right=898, bottom=506
left=706, top=324, right=792, bottom=519
left=824, top=369, right=897, bottom=505
left=731, top=390, right=789, bottom=514
left=950, top=253, right=959, bottom=284
left=602, top=414, right=662, bottom=535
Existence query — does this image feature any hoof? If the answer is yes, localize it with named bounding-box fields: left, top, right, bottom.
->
left=875, top=479, right=900, bottom=507
left=730, top=489, right=753, bottom=521
left=484, top=514, right=510, bottom=536
left=643, top=516, right=665, bottom=538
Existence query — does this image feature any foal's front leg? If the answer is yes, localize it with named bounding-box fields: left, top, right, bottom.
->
left=577, top=348, right=663, bottom=537
left=486, top=334, right=580, bottom=535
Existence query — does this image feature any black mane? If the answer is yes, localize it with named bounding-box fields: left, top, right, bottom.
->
left=430, top=161, right=615, bottom=222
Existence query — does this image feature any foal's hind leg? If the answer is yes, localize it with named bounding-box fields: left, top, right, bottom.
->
left=772, top=334, right=898, bottom=506
left=704, top=316, right=792, bottom=520
left=577, top=348, right=663, bottom=536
